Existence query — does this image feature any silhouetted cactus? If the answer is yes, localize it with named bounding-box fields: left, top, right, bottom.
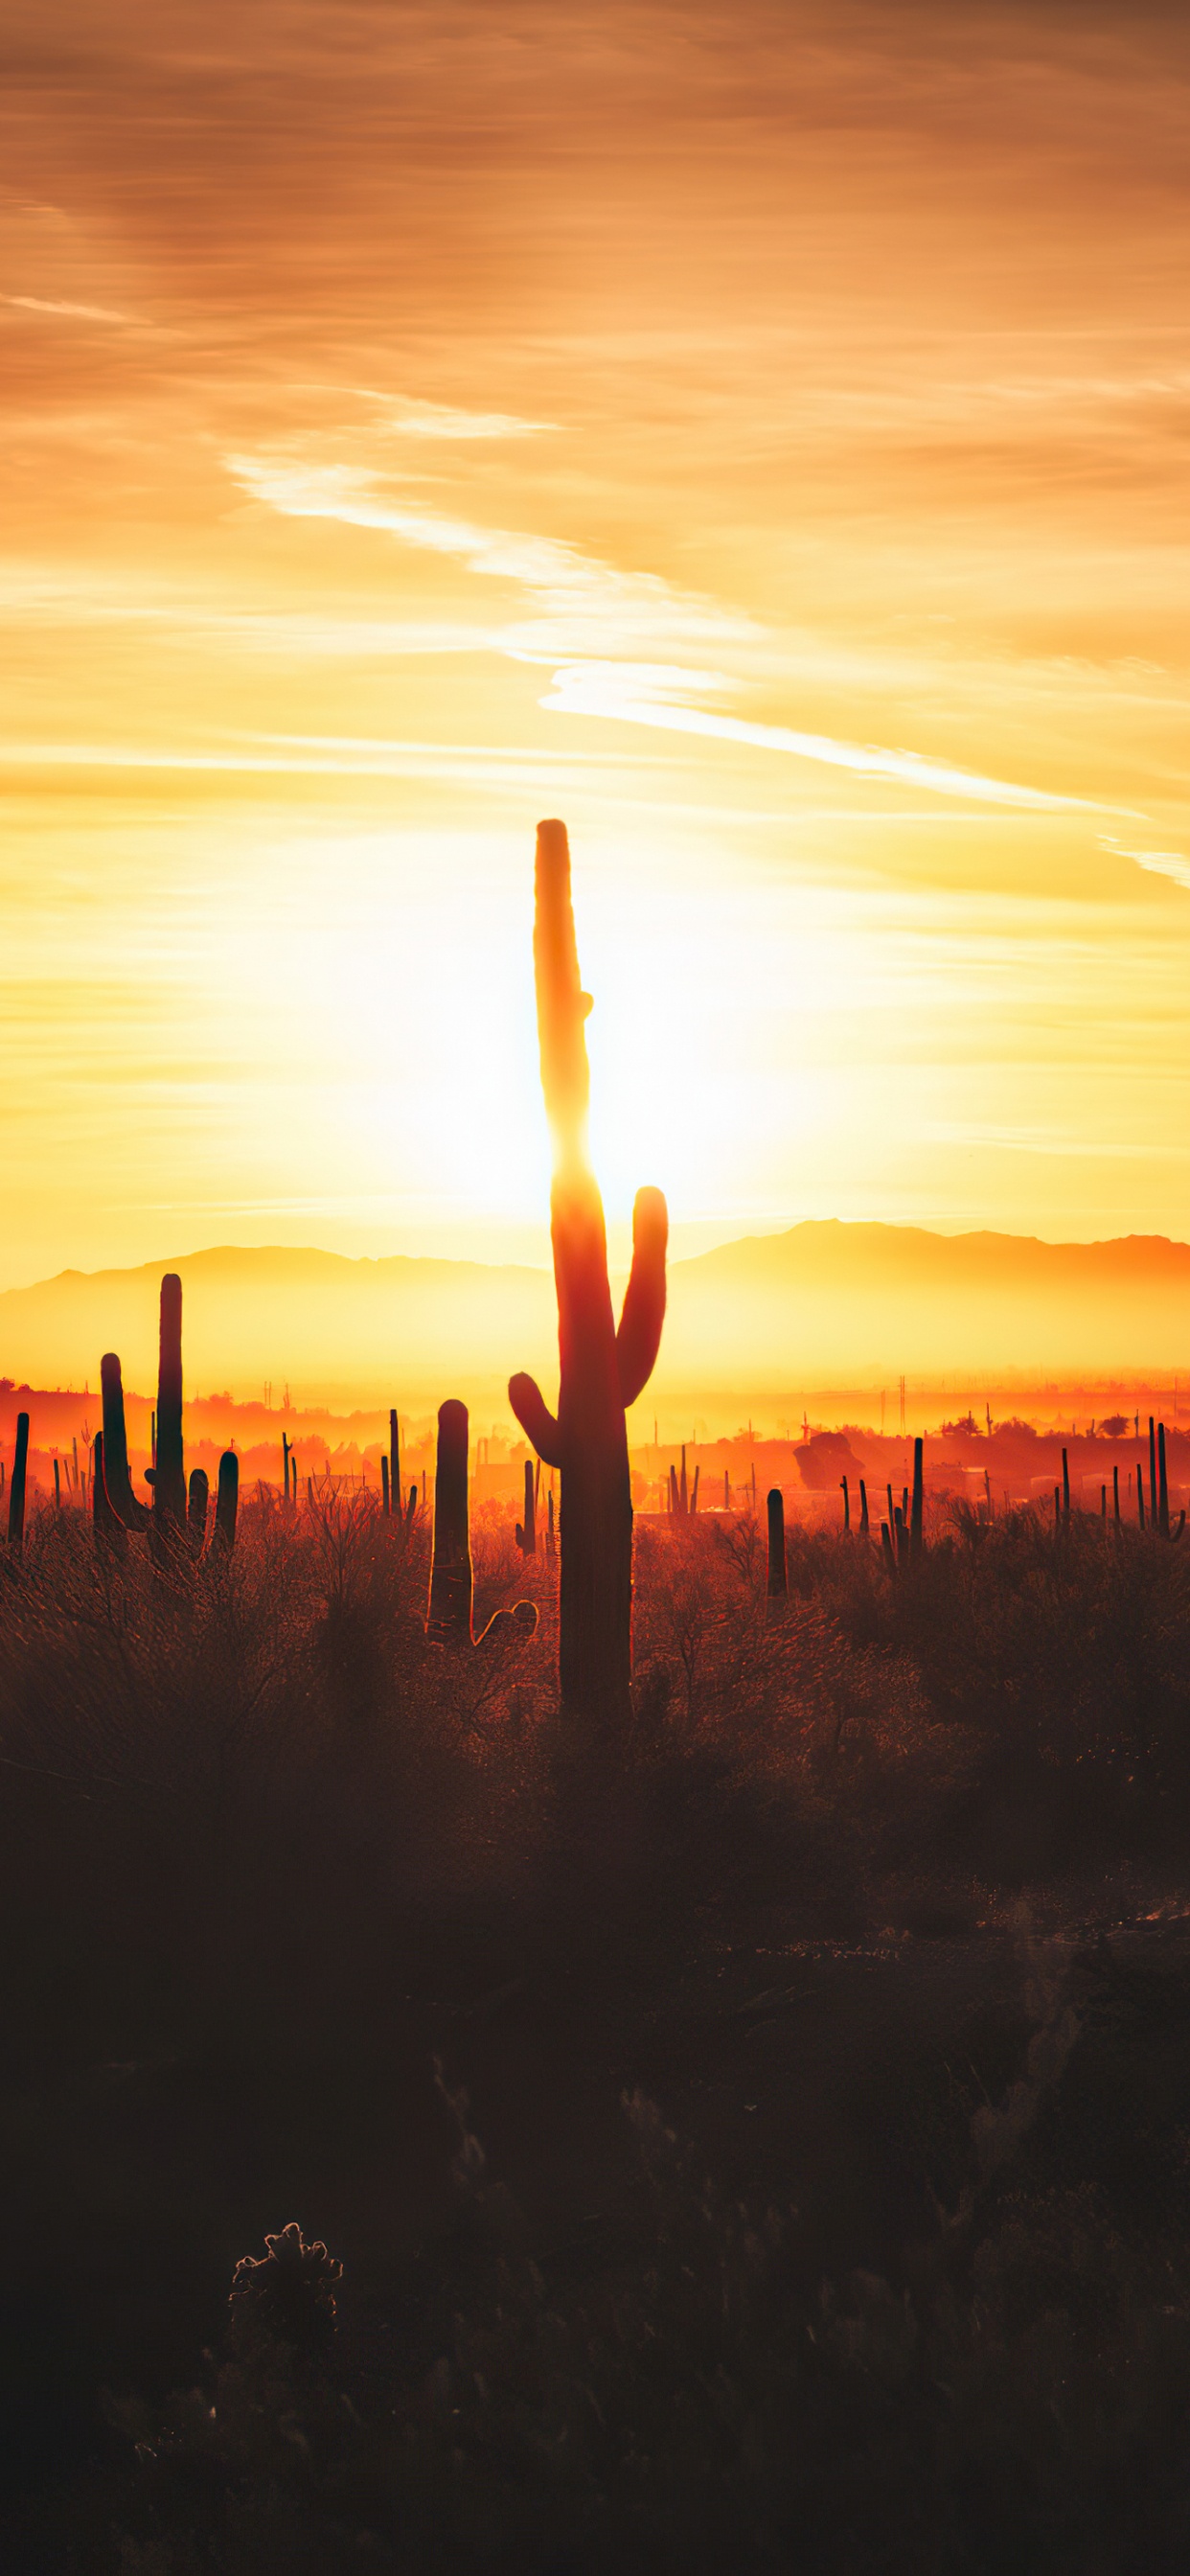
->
left=8, top=1412, right=28, bottom=1552
left=214, top=1451, right=239, bottom=1552
left=840, top=1474, right=850, bottom=1532
left=92, top=1431, right=126, bottom=1552
left=389, top=1408, right=400, bottom=1518
left=187, top=1468, right=209, bottom=1554
left=1062, top=1447, right=1070, bottom=1521
left=509, top=820, right=666, bottom=1720
left=153, top=1275, right=186, bottom=1533
left=910, top=1437, right=924, bottom=1560
left=858, top=1478, right=869, bottom=1536
left=767, top=1487, right=787, bottom=1599
left=1156, top=1422, right=1184, bottom=1541
left=515, top=1458, right=537, bottom=1554
left=427, top=1399, right=537, bottom=1650
left=101, top=1352, right=149, bottom=1530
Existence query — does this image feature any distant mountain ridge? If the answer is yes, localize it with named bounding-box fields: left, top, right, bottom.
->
left=1, top=1221, right=1189, bottom=1400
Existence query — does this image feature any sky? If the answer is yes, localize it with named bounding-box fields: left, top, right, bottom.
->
left=2, top=0, right=1189, bottom=1292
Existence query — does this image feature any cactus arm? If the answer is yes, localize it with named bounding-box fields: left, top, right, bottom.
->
left=508, top=1371, right=562, bottom=1469
left=101, top=1352, right=150, bottom=1530
left=616, top=1186, right=668, bottom=1407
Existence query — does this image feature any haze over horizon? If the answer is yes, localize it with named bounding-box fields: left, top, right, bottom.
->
left=7, top=1219, right=1190, bottom=1407
left=3, top=3, right=1189, bottom=1291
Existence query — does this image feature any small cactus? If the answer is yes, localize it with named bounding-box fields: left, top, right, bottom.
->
left=214, top=1451, right=239, bottom=1552
left=767, top=1487, right=787, bottom=1599
left=515, top=1457, right=538, bottom=1555
left=426, top=1400, right=537, bottom=1649
left=101, top=1353, right=149, bottom=1530
left=187, top=1467, right=209, bottom=1554
left=7, top=1412, right=29, bottom=1553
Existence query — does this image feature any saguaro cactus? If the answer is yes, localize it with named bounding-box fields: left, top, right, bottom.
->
left=515, top=1459, right=538, bottom=1555
left=101, top=1353, right=149, bottom=1529
left=187, top=1468, right=210, bottom=1554
left=767, top=1487, right=787, bottom=1599
left=214, top=1451, right=240, bottom=1551
left=509, top=820, right=667, bottom=1721
left=153, top=1275, right=187, bottom=1530
left=8, top=1412, right=29, bottom=1552
left=426, top=1400, right=536, bottom=1649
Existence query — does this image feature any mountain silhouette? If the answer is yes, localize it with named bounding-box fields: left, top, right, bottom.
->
left=1, top=1222, right=1189, bottom=1401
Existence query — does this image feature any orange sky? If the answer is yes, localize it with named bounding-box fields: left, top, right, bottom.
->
left=2, top=1, right=1188, bottom=1289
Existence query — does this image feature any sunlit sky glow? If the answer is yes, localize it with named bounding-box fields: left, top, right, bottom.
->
left=2, top=0, right=1189, bottom=1288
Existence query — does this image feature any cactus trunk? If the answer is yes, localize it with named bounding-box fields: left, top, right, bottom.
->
left=102, top=1352, right=149, bottom=1529
left=509, top=820, right=666, bottom=1722
left=153, top=1275, right=186, bottom=1530
left=515, top=1457, right=537, bottom=1554
left=8, top=1412, right=29, bottom=1552
left=767, top=1487, right=787, bottom=1598
left=187, top=1468, right=209, bottom=1554
left=214, top=1451, right=239, bottom=1551
left=92, top=1431, right=126, bottom=1550
left=427, top=1399, right=473, bottom=1645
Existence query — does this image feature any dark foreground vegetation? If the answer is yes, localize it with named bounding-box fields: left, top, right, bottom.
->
left=5, top=1491, right=1190, bottom=2571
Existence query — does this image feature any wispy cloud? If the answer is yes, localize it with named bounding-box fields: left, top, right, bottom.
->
left=224, top=456, right=752, bottom=657
left=5, top=295, right=131, bottom=323
left=540, top=661, right=1101, bottom=811
left=377, top=398, right=558, bottom=440
left=1099, top=833, right=1190, bottom=892
left=227, top=455, right=1106, bottom=810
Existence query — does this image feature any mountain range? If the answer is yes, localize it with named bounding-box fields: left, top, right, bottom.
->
left=2, top=1222, right=1189, bottom=1406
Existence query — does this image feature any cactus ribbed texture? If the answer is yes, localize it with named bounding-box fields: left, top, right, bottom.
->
left=509, top=820, right=666, bottom=1721
left=101, top=1352, right=149, bottom=1530
left=153, top=1275, right=186, bottom=1530
left=8, top=1412, right=29, bottom=1552
left=767, top=1488, right=787, bottom=1598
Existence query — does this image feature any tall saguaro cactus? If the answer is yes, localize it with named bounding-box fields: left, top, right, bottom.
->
left=154, top=1274, right=187, bottom=1530
left=509, top=819, right=667, bottom=1720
